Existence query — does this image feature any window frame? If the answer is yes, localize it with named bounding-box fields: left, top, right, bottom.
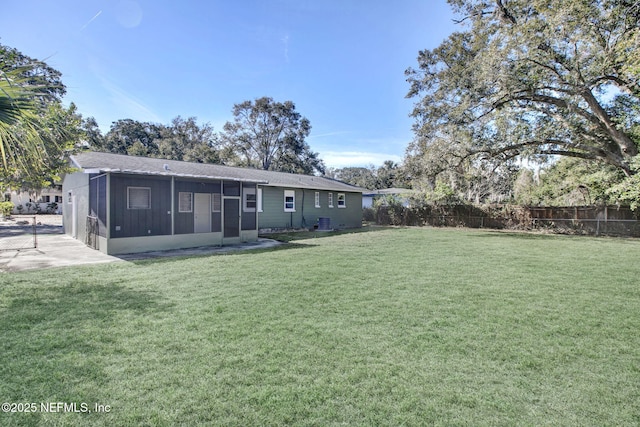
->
left=212, top=193, right=221, bottom=212
left=243, top=187, right=257, bottom=212
left=328, top=193, right=334, bottom=208
left=284, top=189, right=296, bottom=212
left=127, top=187, right=151, bottom=210
left=178, top=192, right=193, bottom=213
left=337, top=193, right=346, bottom=208
left=314, top=191, right=320, bottom=208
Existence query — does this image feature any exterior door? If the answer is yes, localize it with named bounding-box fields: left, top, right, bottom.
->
left=223, top=198, right=240, bottom=239
left=194, top=193, right=211, bottom=233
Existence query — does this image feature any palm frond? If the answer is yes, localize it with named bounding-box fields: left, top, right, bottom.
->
left=0, top=67, right=58, bottom=178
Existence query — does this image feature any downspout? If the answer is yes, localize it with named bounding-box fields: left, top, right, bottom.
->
left=301, top=189, right=306, bottom=228
left=171, top=176, right=175, bottom=235
left=106, top=172, right=111, bottom=240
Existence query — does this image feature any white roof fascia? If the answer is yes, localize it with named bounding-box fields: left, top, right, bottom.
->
left=84, top=168, right=269, bottom=184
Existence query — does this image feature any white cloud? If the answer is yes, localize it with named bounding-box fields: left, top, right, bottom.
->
left=320, top=151, right=403, bottom=169
left=309, top=129, right=411, bottom=168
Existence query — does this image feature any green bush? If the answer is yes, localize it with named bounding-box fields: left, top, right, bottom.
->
left=362, top=207, right=375, bottom=222
left=607, top=157, right=640, bottom=211
left=0, top=201, right=14, bottom=218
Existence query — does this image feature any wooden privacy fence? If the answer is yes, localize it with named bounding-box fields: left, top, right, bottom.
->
left=371, top=204, right=640, bottom=237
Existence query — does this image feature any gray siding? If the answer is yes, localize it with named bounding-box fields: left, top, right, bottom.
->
left=241, top=183, right=257, bottom=231
left=258, top=186, right=362, bottom=230
left=110, top=174, right=172, bottom=238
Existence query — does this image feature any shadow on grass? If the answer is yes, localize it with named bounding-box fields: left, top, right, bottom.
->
left=93, top=226, right=389, bottom=268
left=123, top=241, right=318, bottom=267
left=470, top=229, right=586, bottom=240
left=262, top=225, right=392, bottom=242
left=0, top=282, right=173, bottom=418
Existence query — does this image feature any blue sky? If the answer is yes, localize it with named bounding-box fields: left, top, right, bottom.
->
left=1, top=0, right=457, bottom=169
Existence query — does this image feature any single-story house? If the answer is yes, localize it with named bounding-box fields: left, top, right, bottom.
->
left=63, top=152, right=363, bottom=255
left=3, top=187, right=64, bottom=214
left=362, top=188, right=416, bottom=208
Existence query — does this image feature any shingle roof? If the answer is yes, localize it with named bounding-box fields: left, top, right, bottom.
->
left=70, top=151, right=364, bottom=193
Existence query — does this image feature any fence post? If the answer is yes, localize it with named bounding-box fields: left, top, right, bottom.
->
left=32, top=216, right=37, bottom=249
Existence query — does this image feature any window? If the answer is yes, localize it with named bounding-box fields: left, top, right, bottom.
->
left=67, top=191, right=73, bottom=204
left=178, top=192, right=193, bottom=213
left=212, top=193, right=221, bottom=212
left=41, top=195, right=51, bottom=203
left=337, top=193, right=346, bottom=208
left=257, top=188, right=263, bottom=212
left=284, top=190, right=295, bottom=212
left=54, top=196, right=63, bottom=203
left=314, top=191, right=321, bottom=208
left=244, top=187, right=256, bottom=212
left=328, top=193, right=334, bottom=208
left=127, top=187, right=151, bottom=210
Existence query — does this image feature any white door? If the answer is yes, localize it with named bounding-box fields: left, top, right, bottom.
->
left=194, top=193, right=211, bottom=233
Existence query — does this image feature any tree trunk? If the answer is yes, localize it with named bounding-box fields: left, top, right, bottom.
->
left=581, top=88, right=638, bottom=158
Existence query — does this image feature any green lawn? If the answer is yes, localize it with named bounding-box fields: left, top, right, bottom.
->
left=1, top=227, right=639, bottom=426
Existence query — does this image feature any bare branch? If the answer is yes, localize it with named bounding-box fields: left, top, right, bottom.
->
left=495, top=0, right=516, bottom=24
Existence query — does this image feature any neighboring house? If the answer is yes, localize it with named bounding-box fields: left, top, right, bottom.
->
left=63, top=152, right=363, bottom=255
left=362, top=188, right=416, bottom=208
left=3, top=187, right=64, bottom=214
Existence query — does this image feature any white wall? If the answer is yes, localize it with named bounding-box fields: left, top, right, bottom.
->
left=4, top=188, right=64, bottom=214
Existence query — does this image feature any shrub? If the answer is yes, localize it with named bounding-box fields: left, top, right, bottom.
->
left=46, top=202, right=58, bottom=214
left=362, top=207, right=375, bottom=222
left=0, top=201, right=14, bottom=218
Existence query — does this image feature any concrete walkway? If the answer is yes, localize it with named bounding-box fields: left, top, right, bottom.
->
left=0, top=227, right=282, bottom=273
left=0, top=231, right=121, bottom=272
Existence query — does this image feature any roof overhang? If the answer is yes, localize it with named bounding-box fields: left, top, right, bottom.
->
left=83, top=168, right=269, bottom=184
left=260, top=182, right=364, bottom=193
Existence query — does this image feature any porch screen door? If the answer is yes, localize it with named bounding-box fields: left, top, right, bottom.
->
left=223, top=198, right=240, bottom=238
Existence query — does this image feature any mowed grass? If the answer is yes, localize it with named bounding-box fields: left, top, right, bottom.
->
left=1, top=227, right=639, bottom=426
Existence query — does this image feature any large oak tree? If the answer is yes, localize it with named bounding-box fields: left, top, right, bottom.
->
left=221, top=97, right=325, bottom=175
left=87, top=116, right=220, bottom=163
left=405, top=0, right=640, bottom=179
